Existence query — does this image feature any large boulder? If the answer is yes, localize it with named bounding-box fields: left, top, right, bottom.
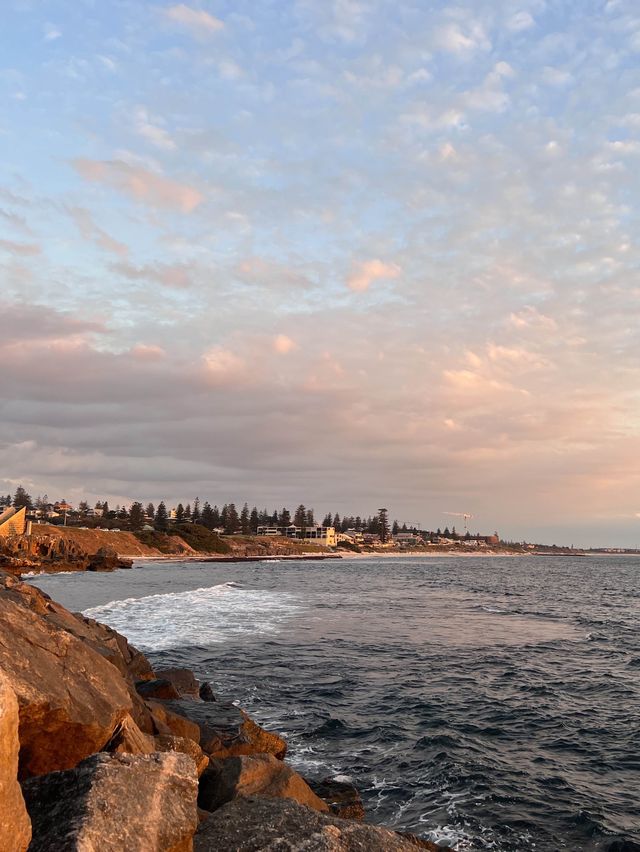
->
left=155, top=734, right=209, bottom=777
left=198, top=754, right=329, bottom=813
left=0, top=581, right=132, bottom=778
left=0, top=673, right=31, bottom=851
left=308, top=776, right=366, bottom=820
left=193, top=796, right=445, bottom=851
left=146, top=700, right=201, bottom=742
left=160, top=700, right=287, bottom=759
left=23, top=752, right=198, bottom=852
left=105, top=714, right=155, bottom=756
left=155, top=668, right=201, bottom=698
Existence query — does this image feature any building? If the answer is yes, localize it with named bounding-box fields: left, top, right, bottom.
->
left=256, top=524, right=337, bottom=547
left=0, top=506, right=27, bottom=538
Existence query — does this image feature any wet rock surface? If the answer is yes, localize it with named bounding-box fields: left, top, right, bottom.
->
left=308, top=777, right=366, bottom=820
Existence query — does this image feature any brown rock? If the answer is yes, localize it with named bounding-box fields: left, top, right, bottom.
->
left=160, top=700, right=287, bottom=759
left=308, top=777, right=366, bottom=820
left=0, top=586, right=132, bottom=778
left=0, top=672, right=31, bottom=851
left=87, top=546, right=132, bottom=572
left=198, top=753, right=329, bottom=814
left=146, top=700, right=201, bottom=742
left=155, top=668, right=201, bottom=698
left=199, top=682, right=216, bottom=702
left=194, top=796, right=442, bottom=851
left=23, top=751, right=198, bottom=852
left=137, top=678, right=181, bottom=700
left=105, top=714, right=155, bottom=755
left=155, top=734, right=209, bottom=776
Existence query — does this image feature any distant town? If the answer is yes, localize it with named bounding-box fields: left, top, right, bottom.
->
left=1, top=486, right=637, bottom=555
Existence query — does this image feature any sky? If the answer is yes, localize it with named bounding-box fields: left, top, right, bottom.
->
left=1, top=0, right=639, bottom=547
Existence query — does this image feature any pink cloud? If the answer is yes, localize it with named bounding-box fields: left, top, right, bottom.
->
left=164, top=4, right=224, bottom=36
left=273, top=334, right=296, bottom=354
left=347, top=259, right=401, bottom=292
left=72, top=159, right=203, bottom=213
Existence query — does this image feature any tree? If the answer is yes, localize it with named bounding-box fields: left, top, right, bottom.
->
left=201, top=501, right=215, bottom=529
left=443, top=527, right=450, bottom=537
left=240, top=503, right=250, bottom=534
left=211, top=505, right=221, bottom=528
left=13, top=486, right=33, bottom=510
left=192, top=498, right=201, bottom=524
left=306, top=508, right=315, bottom=527
left=250, top=507, right=259, bottom=533
left=225, top=503, right=239, bottom=534
left=129, top=502, right=145, bottom=531
left=184, top=503, right=191, bottom=520
left=118, top=505, right=129, bottom=523
left=279, top=507, right=292, bottom=526
left=392, top=520, right=399, bottom=535
left=378, top=508, right=390, bottom=543
left=294, top=505, right=307, bottom=532
left=322, top=513, right=332, bottom=528
left=78, top=500, right=89, bottom=518
left=146, top=503, right=155, bottom=520
left=154, top=501, right=169, bottom=531
left=332, top=513, right=341, bottom=530
left=175, top=503, right=185, bottom=522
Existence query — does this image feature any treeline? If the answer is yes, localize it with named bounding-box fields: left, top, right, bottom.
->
left=4, top=487, right=407, bottom=539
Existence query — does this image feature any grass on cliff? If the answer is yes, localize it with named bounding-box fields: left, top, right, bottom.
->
left=134, top=524, right=231, bottom=554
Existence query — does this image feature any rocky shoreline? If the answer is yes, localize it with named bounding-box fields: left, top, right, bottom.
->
left=0, top=568, right=449, bottom=851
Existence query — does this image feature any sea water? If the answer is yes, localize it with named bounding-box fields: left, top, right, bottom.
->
left=30, top=555, right=640, bottom=851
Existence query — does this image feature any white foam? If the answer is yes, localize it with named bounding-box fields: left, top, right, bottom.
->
left=82, top=582, right=301, bottom=651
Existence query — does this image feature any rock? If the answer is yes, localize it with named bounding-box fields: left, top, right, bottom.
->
left=199, top=682, right=216, bottom=702
left=87, top=546, right=133, bottom=572
left=0, top=672, right=31, bottom=851
left=198, top=753, right=329, bottom=813
left=23, top=752, right=198, bottom=852
left=160, top=700, right=287, bottom=759
left=308, top=777, right=366, bottom=820
left=156, top=668, right=201, bottom=698
left=105, top=714, right=155, bottom=755
left=146, top=700, right=201, bottom=742
left=193, top=796, right=443, bottom=851
left=137, top=679, right=181, bottom=700
left=155, top=734, right=209, bottom=777
left=0, top=584, right=132, bottom=778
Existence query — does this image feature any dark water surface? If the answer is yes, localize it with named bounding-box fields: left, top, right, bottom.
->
left=31, top=555, right=640, bottom=850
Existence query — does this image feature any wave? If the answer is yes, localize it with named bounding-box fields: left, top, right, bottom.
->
left=83, top=582, right=301, bottom=651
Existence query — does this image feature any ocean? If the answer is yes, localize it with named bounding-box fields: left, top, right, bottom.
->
left=30, top=555, right=640, bottom=851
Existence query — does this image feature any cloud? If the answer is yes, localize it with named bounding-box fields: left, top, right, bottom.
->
left=111, top=260, right=193, bottom=288
left=72, top=159, right=203, bottom=212
left=67, top=207, right=129, bottom=257
left=134, top=108, right=176, bottom=151
left=273, top=334, right=296, bottom=354
left=202, top=347, right=246, bottom=383
left=0, top=238, right=41, bottom=257
left=506, top=11, right=535, bottom=33
left=347, top=260, right=401, bottom=293
left=436, top=22, right=490, bottom=55
left=44, top=24, right=62, bottom=41
left=164, top=4, right=224, bottom=37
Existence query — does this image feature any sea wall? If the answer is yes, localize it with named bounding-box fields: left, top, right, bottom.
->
left=0, top=570, right=446, bottom=851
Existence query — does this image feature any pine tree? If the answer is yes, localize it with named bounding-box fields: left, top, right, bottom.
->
left=146, top=503, right=155, bottom=520
left=220, top=504, right=228, bottom=529
left=211, top=505, right=221, bottom=528
left=192, top=497, right=201, bottom=524
left=129, top=502, right=145, bottom=531
left=184, top=503, right=192, bottom=520
left=250, top=507, right=259, bottom=533
left=225, top=503, right=239, bottom=534
left=240, top=503, right=250, bottom=534
left=392, top=520, right=399, bottom=535
left=13, top=485, right=33, bottom=510
left=201, top=501, right=215, bottom=529
left=378, top=508, right=390, bottom=543
left=306, top=508, right=315, bottom=527
left=322, top=513, right=332, bottom=528
left=354, top=516, right=362, bottom=531
left=155, top=501, right=169, bottom=531
left=333, top=513, right=341, bottom=530
left=294, top=505, right=307, bottom=531
left=279, top=507, right=291, bottom=526
left=175, top=503, right=185, bottom=522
